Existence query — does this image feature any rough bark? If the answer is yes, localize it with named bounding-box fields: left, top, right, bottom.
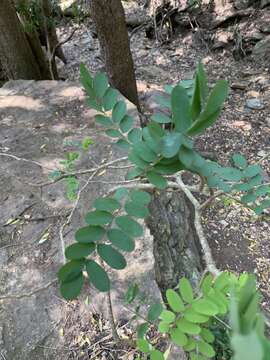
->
left=0, top=0, right=42, bottom=80
left=16, top=7, right=52, bottom=79
left=90, top=0, right=140, bottom=109
left=146, top=190, right=204, bottom=299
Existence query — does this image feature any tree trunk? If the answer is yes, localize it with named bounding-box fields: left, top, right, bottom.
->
left=41, top=0, right=66, bottom=65
left=146, top=190, right=204, bottom=299
left=0, top=0, right=42, bottom=80
left=16, top=6, right=52, bottom=79
left=90, top=0, right=140, bottom=109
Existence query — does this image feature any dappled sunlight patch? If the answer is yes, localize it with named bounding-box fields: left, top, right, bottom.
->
left=51, top=122, right=75, bottom=133
left=39, top=157, right=64, bottom=171
left=58, top=86, right=84, bottom=99
left=230, top=120, right=252, bottom=132
left=0, top=95, right=45, bottom=111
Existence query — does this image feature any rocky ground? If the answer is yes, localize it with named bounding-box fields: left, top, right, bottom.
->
left=0, top=0, right=270, bottom=359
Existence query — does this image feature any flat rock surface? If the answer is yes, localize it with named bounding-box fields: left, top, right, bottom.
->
left=0, top=80, right=162, bottom=360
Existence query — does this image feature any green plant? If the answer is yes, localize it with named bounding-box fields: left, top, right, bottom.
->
left=58, top=63, right=270, bottom=358
left=49, top=137, right=93, bottom=200
left=126, top=272, right=270, bottom=360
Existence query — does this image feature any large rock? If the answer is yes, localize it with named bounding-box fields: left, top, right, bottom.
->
left=0, top=80, right=164, bottom=359
left=252, top=35, right=270, bottom=58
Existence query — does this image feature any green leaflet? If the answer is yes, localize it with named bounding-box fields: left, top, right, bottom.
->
left=65, top=242, right=96, bottom=260
left=146, top=171, right=168, bottom=189
left=115, top=216, right=143, bottom=237
left=107, top=229, right=135, bottom=252
left=94, top=197, right=120, bottom=212
left=112, top=100, right=126, bottom=122
left=75, top=225, right=105, bottom=243
left=97, top=244, right=126, bottom=270
left=188, top=80, right=228, bottom=136
left=160, top=133, right=182, bottom=158
left=58, top=259, right=85, bottom=282
left=85, top=210, right=113, bottom=225
left=166, top=289, right=185, bottom=312
left=93, top=72, right=108, bottom=98
left=179, top=277, right=194, bottom=303
left=60, top=273, right=84, bottom=300
left=171, top=85, right=192, bottom=133
left=86, top=259, right=110, bottom=292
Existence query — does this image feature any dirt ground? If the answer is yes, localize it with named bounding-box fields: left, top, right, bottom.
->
left=0, top=0, right=270, bottom=359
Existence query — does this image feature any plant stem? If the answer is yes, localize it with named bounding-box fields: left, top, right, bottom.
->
left=106, top=289, right=120, bottom=342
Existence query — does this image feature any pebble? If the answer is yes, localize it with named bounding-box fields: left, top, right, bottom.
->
left=219, top=220, right=229, bottom=228
left=245, top=98, right=265, bottom=110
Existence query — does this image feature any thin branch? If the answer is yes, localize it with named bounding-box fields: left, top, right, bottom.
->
left=31, top=156, right=128, bottom=187
left=49, top=28, right=77, bottom=75
left=200, top=190, right=224, bottom=210
left=0, top=152, right=53, bottom=171
left=106, top=290, right=120, bottom=342
left=0, top=279, right=57, bottom=301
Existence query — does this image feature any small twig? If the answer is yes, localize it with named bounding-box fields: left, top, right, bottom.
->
left=0, top=242, right=23, bottom=250
left=200, top=190, right=224, bottom=210
left=0, top=152, right=54, bottom=171
left=129, top=22, right=148, bottom=39
left=106, top=290, right=120, bottom=342
left=50, top=28, right=77, bottom=71
left=31, top=156, right=128, bottom=187
left=214, top=315, right=231, bottom=330
left=0, top=279, right=57, bottom=301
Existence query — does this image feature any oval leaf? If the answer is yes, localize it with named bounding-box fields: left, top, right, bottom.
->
left=124, top=201, right=149, bottom=218
left=184, top=308, right=209, bottom=324
left=171, top=85, right=192, bottom=133
left=120, top=115, right=134, bottom=133
left=160, top=133, right=182, bottom=158
left=158, top=321, right=170, bottom=333
left=128, top=128, right=142, bottom=144
left=112, top=100, right=126, bottom=122
left=75, top=225, right=105, bottom=243
left=103, top=87, right=118, bottom=111
left=170, top=327, right=188, bottom=347
left=65, top=243, right=96, bottom=260
left=150, top=350, right=164, bottom=360
left=95, top=114, right=112, bottom=126
left=85, top=211, right=113, bottom=225
left=148, top=302, right=163, bottom=321
left=198, top=340, right=215, bottom=357
left=58, top=259, right=85, bottom=282
left=107, top=229, right=135, bottom=252
left=146, top=171, right=168, bottom=189
left=97, top=244, right=126, bottom=269
left=160, top=310, right=175, bottom=324
left=93, top=72, right=108, bottom=98
left=151, top=112, right=171, bottom=124
left=130, top=190, right=152, bottom=205
left=86, top=259, right=110, bottom=292
left=176, top=318, right=201, bottom=335
left=115, top=216, right=143, bottom=237
left=94, top=197, right=120, bottom=212
left=193, top=299, right=219, bottom=316
left=166, top=289, right=185, bottom=312
left=60, top=273, right=84, bottom=300
left=137, top=322, right=149, bottom=339
left=179, top=278, right=194, bottom=303
left=137, top=339, right=150, bottom=353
